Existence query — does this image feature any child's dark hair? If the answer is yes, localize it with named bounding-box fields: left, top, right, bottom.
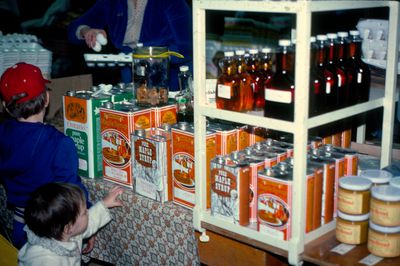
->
left=24, top=182, right=86, bottom=240
left=4, top=90, right=47, bottom=119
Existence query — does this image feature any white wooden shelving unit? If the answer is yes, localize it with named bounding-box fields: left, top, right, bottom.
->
left=192, top=1, right=399, bottom=265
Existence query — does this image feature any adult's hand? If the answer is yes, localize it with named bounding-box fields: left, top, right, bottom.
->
left=80, top=28, right=107, bottom=49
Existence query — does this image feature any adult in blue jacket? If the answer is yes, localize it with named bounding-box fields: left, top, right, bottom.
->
left=68, top=0, right=193, bottom=91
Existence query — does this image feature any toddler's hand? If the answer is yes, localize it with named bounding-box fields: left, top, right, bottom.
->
left=102, top=186, right=124, bottom=208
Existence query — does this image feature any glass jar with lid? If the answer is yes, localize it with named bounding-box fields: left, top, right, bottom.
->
left=370, top=185, right=400, bottom=226
left=336, top=211, right=369, bottom=245
left=360, top=169, right=393, bottom=186
left=132, top=46, right=183, bottom=106
left=368, top=221, right=400, bottom=258
left=338, top=176, right=372, bottom=215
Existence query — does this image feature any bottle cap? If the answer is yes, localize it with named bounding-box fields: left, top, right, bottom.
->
left=224, top=51, right=234, bottom=57
left=337, top=31, right=349, bottom=38
left=316, top=35, right=327, bottom=41
left=349, top=30, right=360, bottom=36
left=261, top=47, right=271, bottom=53
left=326, top=33, right=338, bottom=39
left=249, top=49, right=258, bottom=55
left=310, top=36, right=316, bottom=43
left=278, top=39, right=291, bottom=47
left=235, top=50, right=245, bottom=56
left=179, top=65, right=189, bottom=72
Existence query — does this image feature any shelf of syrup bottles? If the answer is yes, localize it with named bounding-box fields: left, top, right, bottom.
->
left=192, top=1, right=399, bottom=265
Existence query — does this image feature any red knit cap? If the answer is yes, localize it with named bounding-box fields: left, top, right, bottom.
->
left=0, top=62, right=50, bottom=104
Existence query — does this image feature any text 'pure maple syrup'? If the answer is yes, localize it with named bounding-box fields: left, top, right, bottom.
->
left=264, top=39, right=295, bottom=121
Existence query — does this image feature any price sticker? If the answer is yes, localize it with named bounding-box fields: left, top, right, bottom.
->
left=359, top=254, right=383, bottom=266
left=330, top=243, right=356, bottom=255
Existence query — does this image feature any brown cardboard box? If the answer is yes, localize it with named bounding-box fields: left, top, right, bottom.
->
left=46, top=74, right=93, bottom=120
left=0, top=74, right=92, bottom=123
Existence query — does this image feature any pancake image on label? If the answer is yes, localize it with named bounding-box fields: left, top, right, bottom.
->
left=258, top=194, right=289, bottom=227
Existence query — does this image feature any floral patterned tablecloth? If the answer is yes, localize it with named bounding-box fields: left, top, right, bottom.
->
left=0, top=179, right=200, bottom=266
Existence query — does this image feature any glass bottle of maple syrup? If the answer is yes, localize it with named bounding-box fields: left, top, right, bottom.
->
left=235, top=49, right=254, bottom=112
left=264, top=39, right=295, bottom=121
left=309, top=36, right=326, bottom=118
left=337, top=31, right=353, bottom=148
left=260, top=47, right=274, bottom=80
left=316, top=34, right=338, bottom=112
left=326, top=33, right=348, bottom=108
left=347, top=30, right=371, bottom=103
left=337, top=31, right=352, bottom=107
left=246, top=49, right=265, bottom=111
left=216, top=51, right=242, bottom=111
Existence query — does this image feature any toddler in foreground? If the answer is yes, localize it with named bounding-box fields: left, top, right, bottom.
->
left=18, top=183, right=124, bottom=266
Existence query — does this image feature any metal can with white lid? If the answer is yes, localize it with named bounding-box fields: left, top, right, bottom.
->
left=360, top=169, right=393, bottom=186
left=368, top=221, right=400, bottom=258
left=338, top=176, right=372, bottom=215
left=370, top=185, right=400, bottom=226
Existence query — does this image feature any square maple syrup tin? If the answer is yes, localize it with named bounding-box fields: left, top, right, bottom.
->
left=171, top=122, right=216, bottom=209
left=131, top=128, right=172, bottom=202
left=210, top=155, right=250, bottom=226
left=257, top=163, right=293, bottom=240
left=100, top=102, right=152, bottom=187
left=151, top=103, right=177, bottom=128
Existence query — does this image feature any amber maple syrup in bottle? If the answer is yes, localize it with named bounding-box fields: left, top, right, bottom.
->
left=337, top=31, right=352, bottom=107
left=347, top=30, right=371, bottom=103
left=326, top=33, right=348, bottom=108
left=246, top=49, right=266, bottom=111
left=337, top=31, right=353, bottom=148
left=316, top=34, right=338, bottom=112
left=216, top=51, right=242, bottom=111
left=309, top=36, right=326, bottom=118
left=235, top=49, right=254, bottom=112
left=264, top=39, right=295, bottom=121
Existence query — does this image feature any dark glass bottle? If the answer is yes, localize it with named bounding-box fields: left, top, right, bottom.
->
left=264, top=39, right=295, bottom=121
left=337, top=31, right=352, bottom=107
left=316, top=34, right=338, bottom=112
left=176, top=65, right=194, bottom=122
left=309, top=36, right=326, bottom=118
left=347, top=30, right=371, bottom=103
left=235, top=49, right=254, bottom=112
left=326, top=33, right=348, bottom=108
left=247, top=49, right=265, bottom=111
left=216, top=51, right=242, bottom=111
left=337, top=31, right=353, bottom=148
left=260, top=47, right=273, bottom=80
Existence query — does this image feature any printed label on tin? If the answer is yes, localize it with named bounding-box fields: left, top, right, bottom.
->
left=211, top=167, right=238, bottom=223
left=133, top=136, right=169, bottom=202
